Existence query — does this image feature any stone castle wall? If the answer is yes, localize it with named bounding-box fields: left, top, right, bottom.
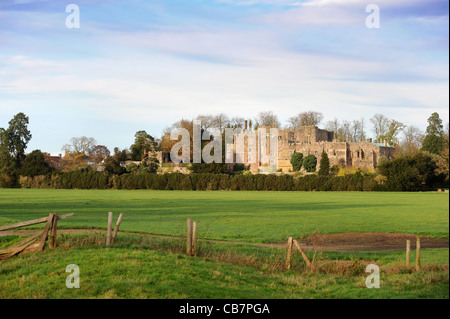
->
left=157, top=125, right=395, bottom=173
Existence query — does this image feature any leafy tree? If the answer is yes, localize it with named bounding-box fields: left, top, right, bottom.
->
left=89, top=145, right=110, bottom=163
left=3, top=112, right=32, bottom=162
left=130, top=130, right=156, bottom=161
left=421, top=112, right=445, bottom=154
left=318, top=151, right=330, bottom=176
left=20, top=150, right=52, bottom=177
left=0, top=128, right=15, bottom=171
left=379, top=119, right=405, bottom=145
left=303, top=154, right=317, bottom=172
left=104, top=155, right=125, bottom=175
left=138, top=160, right=159, bottom=174
left=377, top=152, right=443, bottom=191
left=290, top=152, right=303, bottom=171
left=103, top=148, right=129, bottom=175
left=125, top=163, right=139, bottom=173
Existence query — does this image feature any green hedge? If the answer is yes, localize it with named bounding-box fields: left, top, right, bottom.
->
left=12, top=171, right=397, bottom=191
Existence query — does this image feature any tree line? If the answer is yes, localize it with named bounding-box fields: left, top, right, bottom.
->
left=1, top=111, right=448, bottom=191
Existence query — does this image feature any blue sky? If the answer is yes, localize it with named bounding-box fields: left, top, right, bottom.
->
left=0, top=0, right=448, bottom=153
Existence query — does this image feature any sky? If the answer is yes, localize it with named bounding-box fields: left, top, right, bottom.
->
left=0, top=0, right=448, bottom=154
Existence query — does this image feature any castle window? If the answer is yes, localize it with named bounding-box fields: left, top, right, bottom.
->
left=361, top=150, right=365, bottom=159
left=288, top=132, right=295, bottom=141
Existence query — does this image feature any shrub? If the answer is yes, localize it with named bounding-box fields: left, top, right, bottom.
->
left=290, top=152, right=303, bottom=171
left=318, top=151, right=330, bottom=176
left=303, top=155, right=317, bottom=172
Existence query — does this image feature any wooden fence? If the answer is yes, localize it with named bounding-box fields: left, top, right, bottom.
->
left=0, top=213, right=74, bottom=260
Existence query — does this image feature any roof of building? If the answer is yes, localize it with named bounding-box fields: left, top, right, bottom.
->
left=372, top=142, right=392, bottom=148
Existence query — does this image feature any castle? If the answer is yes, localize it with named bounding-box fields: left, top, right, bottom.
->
left=157, top=121, right=395, bottom=173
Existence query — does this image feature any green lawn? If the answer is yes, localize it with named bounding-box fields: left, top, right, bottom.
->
left=0, top=189, right=448, bottom=242
left=0, top=189, right=448, bottom=299
left=0, top=233, right=448, bottom=299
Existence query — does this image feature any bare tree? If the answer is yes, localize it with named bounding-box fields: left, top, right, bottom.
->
left=255, top=111, right=281, bottom=128
left=351, top=120, right=360, bottom=142
left=325, top=118, right=347, bottom=141
left=350, top=118, right=366, bottom=142
left=62, top=136, right=97, bottom=156
left=341, top=120, right=351, bottom=142
left=325, top=118, right=340, bottom=133
left=288, top=111, right=323, bottom=129
left=210, top=113, right=230, bottom=132
left=370, top=114, right=390, bottom=139
left=196, top=115, right=214, bottom=130
left=229, top=116, right=245, bottom=129
left=403, top=125, right=424, bottom=148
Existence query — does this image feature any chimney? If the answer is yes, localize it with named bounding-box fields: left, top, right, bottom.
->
left=384, top=139, right=387, bottom=147
left=59, top=153, right=62, bottom=158
left=244, top=120, right=248, bottom=130
left=249, top=120, right=252, bottom=130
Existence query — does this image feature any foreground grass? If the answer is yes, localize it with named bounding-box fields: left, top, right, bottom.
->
left=0, top=233, right=448, bottom=299
left=0, top=189, right=448, bottom=242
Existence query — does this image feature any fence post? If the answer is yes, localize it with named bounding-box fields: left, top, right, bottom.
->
left=293, top=239, right=315, bottom=271
left=49, top=214, right=58, bottom=248
left=415, top=236, right=421, bottom=271
left=38, top=213, right=55, bottom=251
left=111, top=213, right=124, bottom=245
left=406, top=240, right=410, bottom=267
left=106, top=212, right=113, bottom=247
left=286, top=237, right=293, bottom=270
left=187, top=218, right=192, bottom=256
left=192, top=221, right=198, bottom=256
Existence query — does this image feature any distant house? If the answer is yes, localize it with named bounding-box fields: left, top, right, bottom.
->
left=43, top=153, right=63, bottom=169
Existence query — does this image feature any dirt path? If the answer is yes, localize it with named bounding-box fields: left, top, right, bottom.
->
left=1, top=229, right=448, bottom=252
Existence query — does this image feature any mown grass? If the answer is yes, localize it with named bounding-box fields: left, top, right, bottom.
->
left=0, top=233, right=448, bottom=299
left=0, top=189, right=448, bottom=299
left=0, top=189, right=448, bottom=242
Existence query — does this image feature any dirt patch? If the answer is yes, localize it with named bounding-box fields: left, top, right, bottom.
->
left=298, top=232, right=449, bottom=252
left=1, top=229, right=448, bottom=252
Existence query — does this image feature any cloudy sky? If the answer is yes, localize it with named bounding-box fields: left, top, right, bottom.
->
left=0, top=0, right=448, bottom=154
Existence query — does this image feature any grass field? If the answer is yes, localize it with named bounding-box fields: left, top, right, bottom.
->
left=0, top=189, right=448, bottom=242
left=0, top=189, right=448, bottom=299
left=0, top=233, right=448, bottom=299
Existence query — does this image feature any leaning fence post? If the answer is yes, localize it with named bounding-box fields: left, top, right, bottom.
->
left=38, top=213, right=55, bottom=251
left=286, top=237, right=293, bottom=270
left=106, top=212, right=113, bottom=247
left=111, top=213, right=124, bottom=245
left=415, top=236, right=421, bottom=271
left=187, top=218, right=192, bottom=256
left=293, top=239, right=315, bottom=271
